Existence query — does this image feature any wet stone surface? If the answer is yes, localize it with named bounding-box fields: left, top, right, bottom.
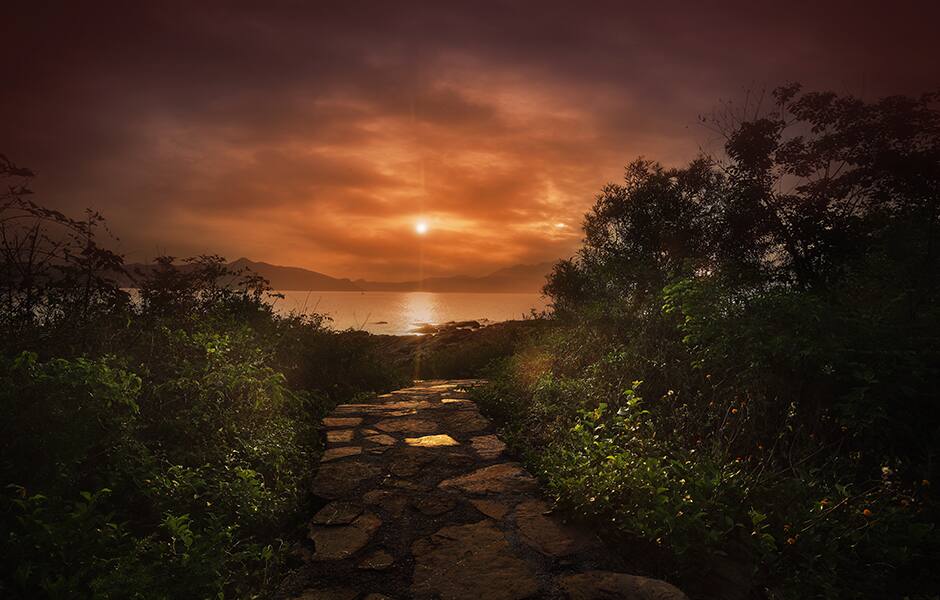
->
left=282, top=379, right=687, bottom=600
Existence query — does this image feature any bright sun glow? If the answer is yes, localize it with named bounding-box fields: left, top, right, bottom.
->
left=415, top=220, right=429, bottom=235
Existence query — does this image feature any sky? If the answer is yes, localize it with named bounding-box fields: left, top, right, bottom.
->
left=3, top=1, right=939, bottom=280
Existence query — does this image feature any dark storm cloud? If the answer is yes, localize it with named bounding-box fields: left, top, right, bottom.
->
left=3, top=1, right=938, bottom=278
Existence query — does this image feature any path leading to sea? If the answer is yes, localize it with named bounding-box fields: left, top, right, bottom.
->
left=284, top=380, right=687, bottom=600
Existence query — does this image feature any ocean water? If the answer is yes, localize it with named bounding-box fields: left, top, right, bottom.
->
left=271, top=291, right=549, bottom=335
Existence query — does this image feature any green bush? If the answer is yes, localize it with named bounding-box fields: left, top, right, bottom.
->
left=1, top=307, right=401, bottom=597
left=0, top=325, right=317, bottom=598
left=475, top=86, right=940, bottom=599
left=0, top=167, right=407, bottom=597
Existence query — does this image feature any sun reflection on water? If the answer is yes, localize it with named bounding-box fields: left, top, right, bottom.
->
left=402, top=292, right=439, bottom=332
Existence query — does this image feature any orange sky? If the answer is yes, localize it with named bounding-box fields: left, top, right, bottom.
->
left=3, top=1, right=939, bottom=280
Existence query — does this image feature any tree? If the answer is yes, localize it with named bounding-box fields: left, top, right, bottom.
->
left=0, top=155, right=128, bottom=351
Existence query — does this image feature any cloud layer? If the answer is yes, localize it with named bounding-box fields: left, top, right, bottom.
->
left=3, top=1, right=938, bottom=279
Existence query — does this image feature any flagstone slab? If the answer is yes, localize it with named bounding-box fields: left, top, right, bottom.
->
left=386, top=478, right=431, bottom=492
left=439, top=463, right=537, bottom=495
left=364, top=433, right=397, bottom=446
left=311, top=501, right=362, bottom=525
left=440, top=452, right=476, bottom=470
left=322, top=417, right=363, bottom=428
left=388, top=447, right=437, bottom=477
left=470, top=434, right=507, bottom=459
left=320, top=447, right=362, bottom=462
left=440, top=398, right=475, bottom=408
left=557, top=570, right=689, bottom=600
left=514, top=499, right=591, bottom=557
left=334, top=400, right=432, bottom=416
left=292, top=587, right=358, bottom=600
left=309, top=513, right=382, bottom=560
left=411, top=520, right=540, bottom=600
left=405, top=434, right=460, bottom=447
left=413, top=493, right=458, bottom=516
left=380, top=400, right=436, bottom=410
left=325, top=429, right=355, bottom=443
left=333, top=404, right=386, bottom=415
left=357, top=548, right=395, bottom=570
left=470, top=498, right=511, bottom=520
left=312, top=462, right=381, bottom=499
left=375, top=417, right=440, bottom=434
left=444, top=409, right=489, bottom=433
left=363, top=489, right=410, bottom=516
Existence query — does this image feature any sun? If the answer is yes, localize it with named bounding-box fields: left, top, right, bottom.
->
left=415, top=220, right=429, bottom=235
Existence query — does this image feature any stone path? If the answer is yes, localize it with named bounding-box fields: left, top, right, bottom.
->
left=284, top=380, right=687, bottom=600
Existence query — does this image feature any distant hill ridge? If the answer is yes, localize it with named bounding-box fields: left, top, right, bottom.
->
left=121, top=258, right=556, bottom=293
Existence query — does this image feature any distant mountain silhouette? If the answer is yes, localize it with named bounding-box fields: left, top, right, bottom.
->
left=120, top=258, right=556, bottom=293
left=118, top=258, right=360, bottom=291
left=229, top=258, right=361, bottom=291
left=354, top=262, right=555, bottom=293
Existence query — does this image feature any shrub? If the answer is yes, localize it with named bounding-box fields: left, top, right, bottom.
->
left=475, top=86, right=940, bottom=599
left=0, top=162, right=407, bottom=597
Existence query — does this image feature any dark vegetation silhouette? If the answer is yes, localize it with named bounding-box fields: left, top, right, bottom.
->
left=473, top=85, right=940, bottom=599
left=0, top=154, right=407, bottom=597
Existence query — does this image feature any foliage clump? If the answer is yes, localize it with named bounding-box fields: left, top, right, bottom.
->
left=474, top=86, right=940, bottom=599
left=0, top=156, right=406, bottom=598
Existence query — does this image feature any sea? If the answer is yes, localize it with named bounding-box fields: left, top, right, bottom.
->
left=271, top=291, right=549, bottom=335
